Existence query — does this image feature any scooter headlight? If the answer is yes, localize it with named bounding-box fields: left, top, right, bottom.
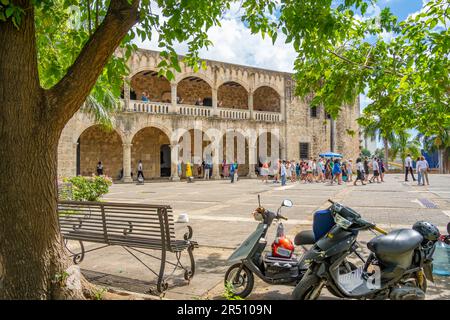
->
left=334, top=213, right=352, bottom=229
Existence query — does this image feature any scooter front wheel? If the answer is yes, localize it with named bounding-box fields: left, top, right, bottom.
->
left=224, top=263, right=255, bottom=298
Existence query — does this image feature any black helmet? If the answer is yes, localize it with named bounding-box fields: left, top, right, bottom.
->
left=412, top=221, right=440, bottom=243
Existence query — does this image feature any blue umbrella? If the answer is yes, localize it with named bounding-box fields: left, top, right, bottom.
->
left=319, top=152, right=343, bottom=158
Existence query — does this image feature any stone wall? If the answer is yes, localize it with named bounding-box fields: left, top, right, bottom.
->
left=131, top=127, right=170, bottom=178
left=177, top=78, right=212, bottom=105
left=131, top=72, right=171, bottom=102
left=254, top=86, right=280, bottom=112
left=218, top=84, right=248, bottom=109
left=79, top=125, right=123, bottom=178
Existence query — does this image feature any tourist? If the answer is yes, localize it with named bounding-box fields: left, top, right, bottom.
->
left=347, top=159, right=353, bottom=182
left=177, top=160, right=182, bottom=178
left=342, top=162, right=348, bottom=183
left=177, top=96, right=184, bottom=104
left=317, top=158, right=324, bottom=182
left=379, top=158, right=385, bottom=182
left=363, top=157, right=370, bottom=183
left=137, top=160, right=144, bottom=182
left=295, top=161, right=301, bottom=181
left=96, top=161, right=103, bottom=176
left=186, top=161, right=193, bottom=182
left=141, top=91, right=149, bottom=102
left=290, top=160, right=297, bottom=182
left=195, top=97, right=203, bottom=106
left=204, top=160, right=211, bottom=180
left=422, top=156, right=430, bottom=185
left=280, top=160, right=287, bottom=186
left=273, top=159, right=281, bottom=183
left=286, top=161, right=292, bottom=182
left=369, top=157, right=380, bottom=183
left=416, top=156, right=426, bottom=186
left=332, top=158, right=342, bottom=185
left=354, top=158, right=366, bottom=186
left=230, top=161, right=236, bottom=183
left=261, top=161, right=269, bottom=183
left=312, top=159, right=318, bottom=182
left=405, top=153, right=416, bottom=182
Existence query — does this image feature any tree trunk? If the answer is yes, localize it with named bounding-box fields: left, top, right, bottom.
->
left=383, top=137, right=389, bottom=164
left=0, top=2, right=83, bottom=299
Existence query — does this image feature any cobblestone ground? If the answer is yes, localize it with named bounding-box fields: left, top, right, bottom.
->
left=75, top=174, right=450, bottom=300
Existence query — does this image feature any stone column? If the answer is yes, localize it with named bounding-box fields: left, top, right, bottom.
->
left=247, top=144, right=257, bottom=178
left=280, top=96, right=285, bottom=122
left=248, top=91, right=254, bottom=120
left=212, top=142, right=221, bottom=179
left=122, top=143, right=133, bottom=182
left=212, top=88, right=218, bottom=116
left=124, top=77, right=131, bottom=112
left=170, top=82, right=178, bottom=114
left=170, top=143, right=180, bottom=181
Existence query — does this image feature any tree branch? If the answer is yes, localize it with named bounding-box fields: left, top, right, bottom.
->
left=327, top=49, right=404, bottom=77
left=47, top=0, right=140, bottom=130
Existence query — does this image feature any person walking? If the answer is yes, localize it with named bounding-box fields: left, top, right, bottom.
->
left=354, top=158, right=366, bottom=186
left=137, top=160, right=144, bottom=183
left=416, top=156, right=426, bottom=186
left=422, top=156, right=430, bottom=185
left=186, top=161, right=193, bottom=182
left=204, top=160, right=211, bottom=180
left=261, top=161, right=269, bottom=183
left=295, top=161, right=301, bottom=181
left=405, top=154, right=416, bottom=182
left=363, top=157, right=370, bottom=183
left=369, top=157, right=380, bottom=183
left=332, top=158, right=342, bottom=185
left=347, top=159, right=353, bottom=182
left=379, top=158, right=385, bottom=182
left=317, top=158, right=324, bottom=183
left=290, top=161, right=297, bottom=182
left=229, top=161, right=237, bottom=183
left=96, top=161, right=104, bottom=176
left=280, top=160, right=287, bottom=186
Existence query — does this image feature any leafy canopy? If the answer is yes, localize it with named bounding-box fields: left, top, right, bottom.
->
left=0, top=0, right=448, bottom=141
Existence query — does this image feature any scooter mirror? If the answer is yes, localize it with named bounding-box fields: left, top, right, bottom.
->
left=282, top=199, right=293, bottom=208
left=447, top=222, right=450, bottom=235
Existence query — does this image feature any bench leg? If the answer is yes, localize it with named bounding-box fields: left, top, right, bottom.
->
left=156, top=248, right=168, bottom=294
left=184, top=244, right=196, bottom=281
left=63, top=239, right=85, bottom=264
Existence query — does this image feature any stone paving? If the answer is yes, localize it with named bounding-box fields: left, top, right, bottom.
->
left=74, top=174, right=450, bottom=300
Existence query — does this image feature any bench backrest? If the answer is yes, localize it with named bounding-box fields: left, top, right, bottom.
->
left=58, top=201, right=175, bottom=250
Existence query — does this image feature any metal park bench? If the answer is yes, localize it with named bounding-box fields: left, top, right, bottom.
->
left=58, top=200, right=198, bottom=293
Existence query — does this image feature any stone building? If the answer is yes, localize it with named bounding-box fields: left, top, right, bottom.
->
left=57, top=49, right=361, bottom=181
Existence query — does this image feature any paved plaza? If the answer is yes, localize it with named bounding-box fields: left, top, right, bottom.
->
left=74, top=174, right=450, bottom=300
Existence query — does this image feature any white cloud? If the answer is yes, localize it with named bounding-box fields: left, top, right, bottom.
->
left=133, top=5, right=297, bottom=73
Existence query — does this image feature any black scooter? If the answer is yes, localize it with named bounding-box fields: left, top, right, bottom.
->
left=292, top=200, right=440, bottom=300
left=224, top=196, right=352, bottom=298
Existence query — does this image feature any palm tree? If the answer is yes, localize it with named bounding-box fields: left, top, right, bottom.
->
left=417, top=128, right=450, bottom=174
left=390, top=131, right=421, bottom=171
left=361, top=120, right=394, bottom=163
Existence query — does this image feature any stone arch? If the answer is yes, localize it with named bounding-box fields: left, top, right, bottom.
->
left=131, top=127, right=172, bottom=179
left=216, top=77, right=250, bottom=93
left=77, top=125, right=124, bottom=179
left=130, top=69, right=171, bottom=102
left=217, top=81, right=249, bottom=110
left=176, top=75, right=213, bottom=106
left=128, top=121, right=173, bottom=145
left=253, top=85, right=282, bottom=113
left=253, top=83, right=283, bottom=98
left=177, top=128, right=212, bottom=178
left=220, top=129, right=250, bottom=176
left=175, top=72, right=214, bottom=89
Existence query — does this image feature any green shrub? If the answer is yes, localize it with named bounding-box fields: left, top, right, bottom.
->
left=64, top=175, right=112, bottom=202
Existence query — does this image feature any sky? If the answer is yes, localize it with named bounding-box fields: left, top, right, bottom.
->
left=135, top=0, right=427, bottom=145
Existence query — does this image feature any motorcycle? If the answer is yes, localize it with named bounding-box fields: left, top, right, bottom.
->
left=224, top=195, right=353, bottom=298
left=292, top=199, right=440, bottom=300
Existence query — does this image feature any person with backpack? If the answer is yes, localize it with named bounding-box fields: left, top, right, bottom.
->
left=96, top=161, right=104, bottom=176
left=354, top=158, right=366, bottom=186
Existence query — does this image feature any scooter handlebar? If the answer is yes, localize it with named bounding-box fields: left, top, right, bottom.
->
left=278, top=214, right=288, bottom=221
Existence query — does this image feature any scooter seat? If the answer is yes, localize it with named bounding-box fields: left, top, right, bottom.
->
left=367, top=229, right=423, bottom=255
left=294, top=230, right=315, bottom=246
